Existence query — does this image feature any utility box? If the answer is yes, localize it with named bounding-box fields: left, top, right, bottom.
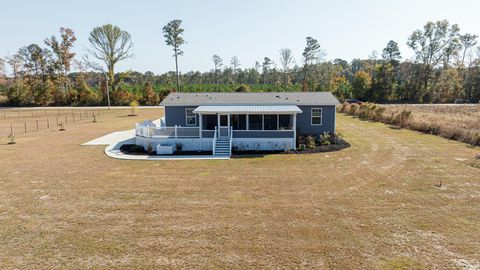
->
left=156, top=144, right=174, bottom=155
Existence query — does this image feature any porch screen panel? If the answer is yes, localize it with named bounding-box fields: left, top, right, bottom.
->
left=230, top=115, right=247, bottom=130
left=278, top=115, right=293, bottom=130
left=248, top=115, right=263, bottom=130
left=202, top=115, right=217, bottom=130
left=263, top=115, right=278, bottom=130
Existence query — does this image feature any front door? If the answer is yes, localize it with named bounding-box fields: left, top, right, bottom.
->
left=218, top=114, right=229, bottom=137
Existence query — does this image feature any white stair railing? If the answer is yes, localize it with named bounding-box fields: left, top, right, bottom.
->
left=212, top=126, right=217, bottom=155
left=229, top=126, right=233, bottom=156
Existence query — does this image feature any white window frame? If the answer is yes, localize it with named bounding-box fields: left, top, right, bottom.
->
left=311, top=108, right=322, bottom=126
left=185, top=108, right=197, bottom=126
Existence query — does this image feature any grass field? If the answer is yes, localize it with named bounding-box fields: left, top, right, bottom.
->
left=338, top=103, right=480, bottom=146
left=0, top=108, right=479, bottom=269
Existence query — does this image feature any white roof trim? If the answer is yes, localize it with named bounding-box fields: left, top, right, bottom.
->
left=193, top=105, right=303, bottom=114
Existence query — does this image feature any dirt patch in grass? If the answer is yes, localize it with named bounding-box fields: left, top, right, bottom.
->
left=0, top=109, right=479, bottom=269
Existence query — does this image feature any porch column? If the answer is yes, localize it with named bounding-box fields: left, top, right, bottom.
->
left=199, top=113, right=202, bottom=139
left=293, top=114, right=297, bottom=150
left=227, top=114, right=231, bottom=136
left=199, top=113, right=202, bottom=151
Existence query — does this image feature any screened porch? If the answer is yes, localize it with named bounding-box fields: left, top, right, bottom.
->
left=194, top=105, right=301, bottom=139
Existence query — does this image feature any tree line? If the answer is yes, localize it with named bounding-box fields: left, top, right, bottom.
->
left=0, top=19, right=479, bottom=106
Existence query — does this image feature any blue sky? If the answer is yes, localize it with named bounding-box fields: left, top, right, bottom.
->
left=2, top=0, right=479, bottom=74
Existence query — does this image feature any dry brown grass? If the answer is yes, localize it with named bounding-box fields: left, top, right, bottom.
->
left=338, top=103, right=480, bottom=146
left=0, top=108, right=479, bottom=269
left=0, top=109, right=110, bottom=137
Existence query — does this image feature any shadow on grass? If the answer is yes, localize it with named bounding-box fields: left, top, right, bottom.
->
left=466, top=144, right=479, bottom=149
left=116, top=114, right=138, bottom=118
left=349, top=115, right=377, bottom=123
left=0, top=143, right=16, bottom=146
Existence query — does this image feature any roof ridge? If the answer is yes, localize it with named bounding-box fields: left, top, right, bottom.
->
left=160, top=91, right=340, bottom=106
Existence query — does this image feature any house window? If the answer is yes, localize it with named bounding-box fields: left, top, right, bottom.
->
left=202, top=114, right=216, bottom=130
left=186, top=108, right=196, bottom=126
left=311, top=108, right=322, bottom=125
left=248, top=114, right=263, bottom=130
left=278, top=115, right=293, bottom=130
left=263, top=115, right=278, bottom=130
left=230, top=115, right=247, bottom=130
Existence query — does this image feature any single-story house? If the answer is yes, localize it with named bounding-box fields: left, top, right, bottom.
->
left=135, top=92, right=340, bottom=157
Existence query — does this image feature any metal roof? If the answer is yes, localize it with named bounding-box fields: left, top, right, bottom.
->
left=193, top=105, right=303, bottom=114
left=160, top=92, right=340, bottom=106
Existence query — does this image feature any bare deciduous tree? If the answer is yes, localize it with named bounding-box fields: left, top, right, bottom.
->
left=459, top=33, right=478, bottom=66
left=87, top=24, right=133, bottom=91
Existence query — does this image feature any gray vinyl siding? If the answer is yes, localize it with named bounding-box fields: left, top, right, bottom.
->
left=296, top=105, right=336, bottom=135
left=164, top=106, right=198, bottom=127
left=164, top=105, right=337, bottom=136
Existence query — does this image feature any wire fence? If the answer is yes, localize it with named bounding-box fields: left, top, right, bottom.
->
left=1, top=110, right=102, bottom=137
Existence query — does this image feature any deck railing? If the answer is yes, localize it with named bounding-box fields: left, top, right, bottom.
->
left=212, top=126, right=218, bottom=155
left=135, top=123, right=200, bottom=138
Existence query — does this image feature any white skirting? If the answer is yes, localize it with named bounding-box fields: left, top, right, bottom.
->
left=135, top=136, right=295, bottom=152
left=232, top=138, right=294, bottom=151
